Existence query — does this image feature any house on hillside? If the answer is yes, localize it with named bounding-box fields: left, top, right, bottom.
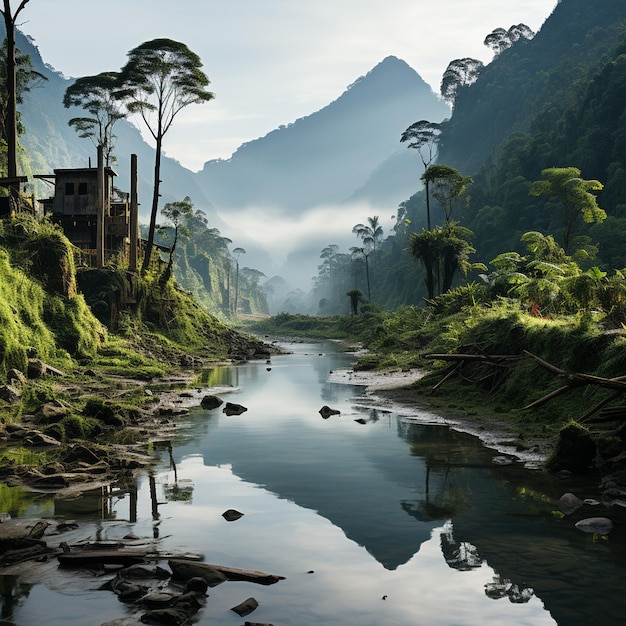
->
left=36, top=166, right=135, bottom=264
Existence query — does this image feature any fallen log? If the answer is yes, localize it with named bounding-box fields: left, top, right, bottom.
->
left=58, top=548, right=151, bottom=568
left=169, top=559, right=285, bottom=586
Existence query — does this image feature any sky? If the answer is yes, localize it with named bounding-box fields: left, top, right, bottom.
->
left=22, top=0, right=558, bottom=173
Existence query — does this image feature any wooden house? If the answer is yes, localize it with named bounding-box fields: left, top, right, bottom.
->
left=36, top=166, right=131, bottom=262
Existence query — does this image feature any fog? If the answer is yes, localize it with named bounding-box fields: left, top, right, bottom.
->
left=217, top=201, right=398, bottom=291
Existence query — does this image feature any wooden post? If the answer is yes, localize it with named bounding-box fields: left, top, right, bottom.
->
left=96, top=145, right=105, bottom=268
left=130, top=154, right=138, bottom=272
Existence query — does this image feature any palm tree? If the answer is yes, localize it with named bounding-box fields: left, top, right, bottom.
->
left=352, top=216, right=383, bottom=255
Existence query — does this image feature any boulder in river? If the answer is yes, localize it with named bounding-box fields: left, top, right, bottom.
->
left=222, top=509, right=244, bottom=522
left=223, top=402, right=248, bottom=416
left=231, top=597, right=259, bottom=617
left=575, top=517, right=614, bottom=536
left=201, top=395, right=223, bottom=410
left=319, top=405, right=340, bottom=419
left=559, top=492, right=584, bottom=515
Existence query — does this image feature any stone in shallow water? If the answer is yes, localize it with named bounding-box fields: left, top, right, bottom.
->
left=222, top=509, right=244, bottom=522
left=575, top=517, right=614, bottom=535
left=559, top=492, right=583, bottom=515
left=231, top=597, right=259, bottom=617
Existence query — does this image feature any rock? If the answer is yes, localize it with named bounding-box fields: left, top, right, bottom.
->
left=0, top=385, right=21, bottom=403
left=140, top=607, right=192, bottom=624
left=200, top=395, right=223, bottom=410
left=23, top=431, right=62, bottom=447
left=6, top=368, right=26, bottom=386
left=231, top=597, right=259, bottom=617
left=319, top=405, right=340, bottom=419
left=222, top=509, right=244, bottom=522
left=547, top=424, right=596, bottom=474
left=34, top=400, right=69, bottom=424
left=223, top=402, right=248, bottom=416
left=184, top=577, right=208, bottom=593
left=64, top=444, right=103, bottom=465
left=559, top=492, right=584, bottom=515
left=492, top=456, right=514, bottom=466
left=575, top=517, right=614, bottom=535
left=142, top=592, right=176, bottom=609
left=27, top=358, right=47, bottom=379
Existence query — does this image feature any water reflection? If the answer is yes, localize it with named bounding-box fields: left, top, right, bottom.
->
left=2, top=341, right=626, bottom=625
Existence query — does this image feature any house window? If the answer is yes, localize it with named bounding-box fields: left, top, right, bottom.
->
left=78, top=182, right=88, bottom=195
left=65, top=182, right=75, bottom=195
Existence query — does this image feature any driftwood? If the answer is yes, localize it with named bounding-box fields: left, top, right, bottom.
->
left=58, top=548, right=151, bottom=568
left=424, top=347, right=626, bottom=422
left=169, top=558, right=285, bottom=586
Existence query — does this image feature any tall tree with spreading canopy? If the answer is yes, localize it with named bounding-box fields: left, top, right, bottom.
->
left=117, top=38, right=214, bottom=274
left=63, top=72, right=125, bottom=165
left=484, top=24, right=535, bottom=57
left=529, top=167, right=605, bottom=253
left=0, top=0, right=30, bottom=205
left=440, top=58, right=484, bottom=106
left=422, top=164, right=472, bottom=225
left=401, top=120, right=441, bottom=230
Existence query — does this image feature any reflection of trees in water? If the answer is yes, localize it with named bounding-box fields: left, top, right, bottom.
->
left=0, top=575, right=33, bottom=620
left=402, top=466, right=469, bottom=522
left=162, top=443, right=194, bottom=503
left=439, top=522, right=482, bottom=571
left=438, top=523, right=535, bottom=604
left=485, top=574, right=535, bottom=603
left=352, top=407, right=388, bottom=424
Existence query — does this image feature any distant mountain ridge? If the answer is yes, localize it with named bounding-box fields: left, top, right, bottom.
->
left=13, top=34, right=448, bottom=224
left=197, top=56, right=449, bottom=212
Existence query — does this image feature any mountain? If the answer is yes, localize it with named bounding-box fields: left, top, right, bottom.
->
left=438, top=0, right=626, bottom=175
left=196, top=56, right=449, bottom=213
left=13, top=39, right=448, bottom=289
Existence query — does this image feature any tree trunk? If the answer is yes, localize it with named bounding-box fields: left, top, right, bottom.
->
left=141, top=132, right=163, bottom=274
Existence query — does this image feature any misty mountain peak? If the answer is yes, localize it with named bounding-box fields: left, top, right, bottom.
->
left=345, top=55, right=433, bottom=97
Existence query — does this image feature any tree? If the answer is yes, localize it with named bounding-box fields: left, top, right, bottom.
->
left=0, top=0, right=30, bottom=205
left=484, top=24, right=535, bottom=57
left=232, top=247, right=246, bottom=314
left=529, top=167, right=605, bottom=253
left=158, top=196, right=194, bottom=286
left=409, top=223, right=476, bottom=299
left=401, top=120, right=442, bottom=229
left=346, top=289, right=363, bottom=315
left=0, top=40, right=45, bottom=147
left=350, top=246, right=371, bottom=301
left=319, top=244, right=339, bottom=299
left=440, top=58, right=484, bottom=106
left=117, top=38, right=214, bottom=275
left=352, top=216, right=383, bottom=256
left=63, top=72, right=125, bottom=165
left=421, top=164, right=472, bottom=225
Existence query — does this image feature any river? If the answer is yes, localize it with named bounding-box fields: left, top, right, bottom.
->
left=2, top=340, right=626, bottom=625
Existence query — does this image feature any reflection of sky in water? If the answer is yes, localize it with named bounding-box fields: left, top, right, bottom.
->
left=125, top=459, right=554, bottom=626
left=10, top=341, right=618, bottom=624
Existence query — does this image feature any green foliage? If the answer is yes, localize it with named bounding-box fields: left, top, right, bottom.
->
left=529, top=167, right=605, bottom=252
left=0, top=247, right=55, bottom=373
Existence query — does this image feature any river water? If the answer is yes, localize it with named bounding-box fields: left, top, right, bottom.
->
left=2, top=340, right=626, bottom=625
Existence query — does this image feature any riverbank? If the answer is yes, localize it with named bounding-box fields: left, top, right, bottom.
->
left=329, top=366, right=552, bottom=470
